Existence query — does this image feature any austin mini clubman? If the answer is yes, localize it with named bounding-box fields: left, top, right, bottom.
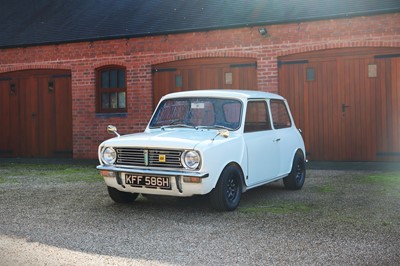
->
left=97, top=90, right=306, bottom=211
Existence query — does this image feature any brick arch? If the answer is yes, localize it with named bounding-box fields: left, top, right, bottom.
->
left=0, top=64, right=71, bottom=74
left=277, top=40, right=400, bottom=57
left=149, top=51, right=258, bottom=66
left=93, top=61, right=128, bottom=69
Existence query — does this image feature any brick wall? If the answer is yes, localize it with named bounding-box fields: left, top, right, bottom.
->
left=1, top=13, right=399, bottom=158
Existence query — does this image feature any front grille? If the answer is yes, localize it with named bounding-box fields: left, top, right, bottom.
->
left=116, top=148, right=183, bottom=168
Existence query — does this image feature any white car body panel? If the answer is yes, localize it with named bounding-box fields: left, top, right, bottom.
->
left=244, top=130, right=280, bottom=186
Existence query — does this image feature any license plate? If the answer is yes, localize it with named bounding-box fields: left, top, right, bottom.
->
left=125, top=174, right=171, bottom=190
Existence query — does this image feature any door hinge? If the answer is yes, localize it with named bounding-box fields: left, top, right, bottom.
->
left=278, top=60, right=309, bottom=68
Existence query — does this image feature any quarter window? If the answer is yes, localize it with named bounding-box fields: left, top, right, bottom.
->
left=96, top=66, right=127, bottom=113
left=270, top=100, right=292, bottom=129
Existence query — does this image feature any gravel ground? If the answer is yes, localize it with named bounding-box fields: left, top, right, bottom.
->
left=0, top=162, right=399, bottom=265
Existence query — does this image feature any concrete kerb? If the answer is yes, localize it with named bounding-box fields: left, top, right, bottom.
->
left=307, top=161, right=400, bottom=171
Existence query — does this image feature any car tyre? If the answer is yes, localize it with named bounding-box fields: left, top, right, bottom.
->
left=283, top=151, right=306, bottom=190
left=107, top=186, right=139, bottom=203
left=209, top=165, right=243, bottom=211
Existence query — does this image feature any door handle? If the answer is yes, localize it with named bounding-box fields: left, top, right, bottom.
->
left=273, top=138, right=281, bottom=142
left=342, top=103, right=351, bottom=113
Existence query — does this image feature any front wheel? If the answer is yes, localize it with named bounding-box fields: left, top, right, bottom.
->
left=209, top=165, right=243, bottom=211
left=107, top=187, right=139, bottom=203
left=283, top=151, right=306, bottom=190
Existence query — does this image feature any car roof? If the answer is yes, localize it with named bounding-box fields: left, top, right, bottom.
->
left=161, top=90, right=284, bottom=101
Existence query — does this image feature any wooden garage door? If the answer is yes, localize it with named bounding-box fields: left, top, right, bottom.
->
left=152, top=57, right=257, bottom=107
left=0, top=69, right=72, bottom=158
left=279, top=48, right=400, bottom=161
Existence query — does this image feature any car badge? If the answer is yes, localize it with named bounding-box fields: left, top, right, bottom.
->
left=159, top=154, right=166, bottom=162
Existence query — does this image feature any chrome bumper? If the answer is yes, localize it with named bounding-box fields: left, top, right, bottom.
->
left=97, top=165, right=209, bottom=178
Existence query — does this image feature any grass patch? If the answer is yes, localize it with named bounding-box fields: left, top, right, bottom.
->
left=316, top=184, right=335, bottom=193
left=0, top=163, right=102, bottom=184
left=355, top=172, right=400, bottom=197
left=357, top=172, right=400, bottom=185
left=240, top=202, right=312, bottom=215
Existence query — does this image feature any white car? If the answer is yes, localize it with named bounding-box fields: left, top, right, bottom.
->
left=97, top=90, right=306, bottom=211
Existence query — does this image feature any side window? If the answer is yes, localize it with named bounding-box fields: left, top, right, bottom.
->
left=96, top=66, right=127, bottom=113
left=244, top=101, right=272, bottom=133
left=270, top=100, right=292, bottom=129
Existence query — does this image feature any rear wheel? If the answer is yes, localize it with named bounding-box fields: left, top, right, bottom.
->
left=283, top=151, right=306, bottom=190
left=107, top=187, right=139, bottom=203
left=209, top=165, right=243, bottom=211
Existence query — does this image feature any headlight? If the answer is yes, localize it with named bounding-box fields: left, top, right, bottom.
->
left=182, top=150, right=201, bottom=170
left=101, top=147, right=116, bottom=165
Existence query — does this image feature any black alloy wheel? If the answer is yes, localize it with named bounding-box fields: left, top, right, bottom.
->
left=210, top=165, right=243, bottom=211
left=283, top=151, right=306, bottom=190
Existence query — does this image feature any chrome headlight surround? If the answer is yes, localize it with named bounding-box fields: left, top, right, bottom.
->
left=181, top=150, right=201, bottom=170
left=101, top=147, right=117, bottom=165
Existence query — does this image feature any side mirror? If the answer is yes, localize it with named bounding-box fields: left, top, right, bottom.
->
left=219, top=129, right=230, bottom=138
left=107, top=125, right=120, bottom=137
left=211, top=129, right=230, bottom=141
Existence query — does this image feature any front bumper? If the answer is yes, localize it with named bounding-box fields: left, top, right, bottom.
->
left=97, top=165, right=209, bottom=178
left=97, top=164, right=210, bottom=196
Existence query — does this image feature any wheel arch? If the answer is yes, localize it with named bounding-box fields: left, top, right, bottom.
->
left=289, top=148, right=306, bottom=172
left=223, top=161, right=247, bottom=193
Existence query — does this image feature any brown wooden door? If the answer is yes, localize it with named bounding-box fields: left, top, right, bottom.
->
left=53, top=75, right=73, bottom=156
left=340, top=57, right=377, bottom=161
left=375, top=55, right=400, bottom=160
left=0, top=70, right=72, bottom=158
left=152, top=57, right=257, bottom=107
left=279, top=48, right=400, bottom=161
left=0, top=78, right=19, bottom=156
left=37, top=76, right=55, bottom=157
left=18, top=76, right=40, bottom=157
left=279, top=59, right=342, bottom=161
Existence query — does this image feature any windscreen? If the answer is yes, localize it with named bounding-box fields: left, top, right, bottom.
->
left=149, top=97, right=242, bottom=130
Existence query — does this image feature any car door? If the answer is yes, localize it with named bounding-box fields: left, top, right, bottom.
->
left=244, top=100, right=280, bottom=186
left=270, top=99, right=297, bottom=176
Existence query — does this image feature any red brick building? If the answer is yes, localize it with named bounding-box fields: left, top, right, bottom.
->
left=1, top=0, right=399, bottom=161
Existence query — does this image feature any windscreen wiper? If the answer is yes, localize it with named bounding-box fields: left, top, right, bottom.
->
left=196, top=125, right=232, bottom=131
left=161, top=124, right=196, bottom=130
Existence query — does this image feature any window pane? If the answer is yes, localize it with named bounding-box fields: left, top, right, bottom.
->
left=270, top=100, right=292, bottom=129
left=224, top=102, right=241, bottom=123
left=102, top=93, right=110, bottom=108
left=244, top=101, right=271, bottom=132
left=98, top=67, right=127, bottom=112
left=101, top=71, right=109, bottom=88
left=175, top=75, right=183, bottom=87
left=306, top=68, right=315, bottom=81
left=110, top=70, right=118, bottom=88
left=149, top=98, right=242, bottom=130
left=118, top=70, right=125, bottom=88
left=110, top=92, right=118, bottom=108
left=118, top=92, right=126, bottom=108
left=189, top=101, right=215, bottom=126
